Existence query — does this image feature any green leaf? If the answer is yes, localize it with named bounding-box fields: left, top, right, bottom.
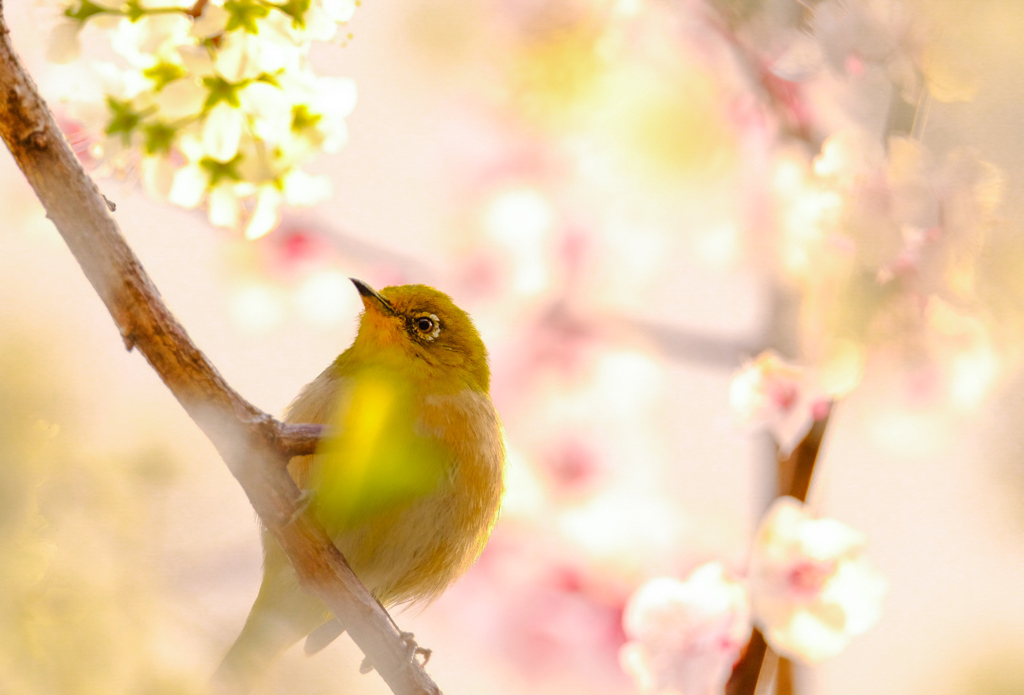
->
left=255, top=72, right=281, bottom=87
left=201, top=76, right=245, bottom=111
left=64, top=0, right=114, bottom=23
left=104, top=97, right=142, bottom=145
left=143, top=122, right=176, bottom=155
left=291, top=104, right=322, bottom=132
left=224, top=0, right=270, bottom=34
left=142, top=62, right=186, bottom=91
left=275, top=0, right=311, bottom=29
left=123, top=0, right=145, bottom=22
left=200, top=154, right=244, bottom=186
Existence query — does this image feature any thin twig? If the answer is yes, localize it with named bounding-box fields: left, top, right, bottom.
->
left=275, top=422, right=330, bottom=459
left=0, top=6, right=440, bottom=695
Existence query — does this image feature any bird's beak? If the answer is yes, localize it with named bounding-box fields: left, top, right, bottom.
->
left=350, top=278, right=395, bottom=316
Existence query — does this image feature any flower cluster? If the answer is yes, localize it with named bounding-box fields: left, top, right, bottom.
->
left=49, top=0, right=358, bottom=239
left=772, top=131, right=1002, bottom=293
left=766, top=129, right=1006, bottom=411
left=770, top=0, right=975, bottom=103
left=620, top=498, right=885, bottom=694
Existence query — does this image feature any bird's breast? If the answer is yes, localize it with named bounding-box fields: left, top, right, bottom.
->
left=289, top=378, right=505, bottom=605
left=378, top=387, right=504, bottom=602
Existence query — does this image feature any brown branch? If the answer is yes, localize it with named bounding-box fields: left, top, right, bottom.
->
left=275, top=422, right=330, bottom=459
left=776, top=654, right=794, bottom=695
left=725, top=629, right=767, bottom=695
left=0, top=7, right=440, bottom=695
left=777, top=407, right=831, bottom=504
left=725, top=409, right=832, bottom=695
left=186, top=0, right=209, bottom=19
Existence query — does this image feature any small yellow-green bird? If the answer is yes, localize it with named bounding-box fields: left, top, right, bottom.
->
left=216, top=279, right=505, bottom=691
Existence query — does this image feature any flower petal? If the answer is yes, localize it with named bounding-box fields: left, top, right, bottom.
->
left=202, top=102, right=244, bottom=162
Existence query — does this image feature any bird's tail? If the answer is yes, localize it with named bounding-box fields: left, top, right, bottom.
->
left=213, top=546, right=328, bottom=694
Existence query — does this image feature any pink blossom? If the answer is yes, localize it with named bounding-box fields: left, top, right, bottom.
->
left=55, top=113, right=97, bottom=169
left=541, top=435, right=604, bottom=498
left=766, top=0, right=921, bottom=95
left=749, top=497, right=886, bottom=663
left=729, top=351, right=829, bottom=455
left=620, top=563, right=751, bottom=695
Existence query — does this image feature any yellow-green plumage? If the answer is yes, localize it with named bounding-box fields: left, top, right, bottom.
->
left=216, top=282, right=505, bottom=692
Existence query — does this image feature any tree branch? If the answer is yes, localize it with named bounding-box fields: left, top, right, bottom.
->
left=776, top=653, right=795, bottom=695
left=725, top=629, right=767, bottom=695
left=275, top=422, right=330, bottom=459
left=613, top=313, right=760, bottom=370
left=0, top=6, right=440, bottom=695
left=725, top=410, right=832, bottom=695
left=776, top=407, right=831, bottom=504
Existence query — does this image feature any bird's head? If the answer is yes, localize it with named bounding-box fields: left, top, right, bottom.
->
left=347, top=279, right=490, bottom=392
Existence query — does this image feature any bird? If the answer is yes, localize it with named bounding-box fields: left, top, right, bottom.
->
left=215, top=278, right=505, bottom=691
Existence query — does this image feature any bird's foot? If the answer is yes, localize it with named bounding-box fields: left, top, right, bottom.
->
left=356, top=632, right=432, bottom=675
left=400, top=631, right=432, bottom=666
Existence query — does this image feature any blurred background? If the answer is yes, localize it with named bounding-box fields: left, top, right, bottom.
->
left=2, top=0, right=1024, bottom=693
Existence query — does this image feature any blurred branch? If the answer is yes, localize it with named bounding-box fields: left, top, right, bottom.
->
left=883, top=83, right=920, bottom=140
left=318, top=219, right=437, bottom=281
left=0, top=7, right=440, bottom=695
left=614, top=314, right=760, bottom=369
left=885, top=80, right=931, bottom=145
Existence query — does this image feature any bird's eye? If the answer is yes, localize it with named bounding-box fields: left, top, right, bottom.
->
left=411, top=313, right=441, bottom=340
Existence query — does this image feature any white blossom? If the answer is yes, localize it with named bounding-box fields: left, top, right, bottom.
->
left=49, top=0, right=360, bottom=238
left=168, top=162, right=208, bottom=208
left=190, top=1, right=229, bottom=38
left=110, top=13, right=192, bottom=66
left=140, top=154, right=177, bottom=198
left=208, top=181, right=244, bottom=228
left=152, top=78, right=206, bottom=119
left=244, top=185, right=283, bottom=240
left=47, top=20, right=84, bottom=64
left=202, top=102, right=245, bottom=162
left=214, top=20, right=302, bottom=80
left=310, top=76, right=357, bottom=152
left=281, top=169, right=331, bottom=206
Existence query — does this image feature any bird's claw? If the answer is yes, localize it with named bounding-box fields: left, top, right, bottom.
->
left=400, top=631, right=432, bottom=666
left=285, top=489, right=315, bottom=526
left=356, top=632, right=431, bottom=675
